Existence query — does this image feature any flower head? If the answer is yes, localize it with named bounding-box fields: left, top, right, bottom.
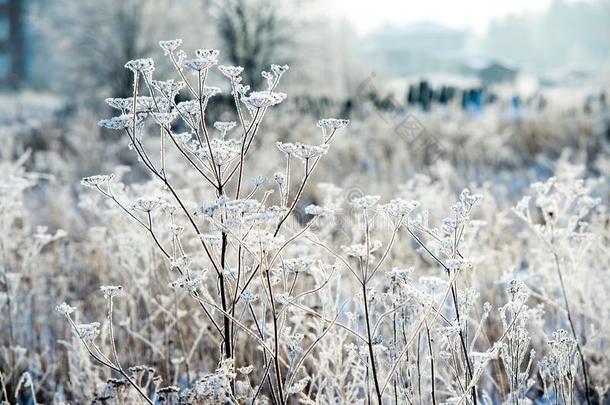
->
left=75, top=322, right=101, bottom=341
left=159, top=39, right=182, bottom=55
left=98, top=114, right=133, bottom=130
left=124, top=58, right=155, bottom=75
left=218, top=65, right=244, bottom=79
left=242, top=91, right=286, bottom=109
left=131, top=198, right=160, bottom=212
left=183, top=58, right=216, bottom=72
left=214, top=121, right=237, bottom=133
left=195, top=49, right=220, bottom=63
left=100, top=285, right=123, bottom=299
left=55, top=302, right=76, bottom=316
left=81, top=174, right=115, bottom=189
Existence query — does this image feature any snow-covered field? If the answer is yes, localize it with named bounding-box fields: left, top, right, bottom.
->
left=1, top=45, right=609, bottom=404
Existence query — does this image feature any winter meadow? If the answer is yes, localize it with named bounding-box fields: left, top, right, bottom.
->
left=1, top=0, right=609, bottom=404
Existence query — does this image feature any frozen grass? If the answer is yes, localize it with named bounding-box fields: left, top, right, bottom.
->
left=0, top=41, right=609, bottom=404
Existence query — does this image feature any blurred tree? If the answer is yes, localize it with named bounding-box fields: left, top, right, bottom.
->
left=29, top=0, right=209, bottom=103
left=214, top=0, right=295, bottom=89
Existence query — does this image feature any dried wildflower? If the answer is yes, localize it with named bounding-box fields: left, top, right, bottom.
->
left=159, top=39, right=182, bottom=54
left=152, top=111, right=178, bottom=127
left=100, top=285, right=123, bottom=299
left=170, top=255, right=193, bottom=272
left=170, top=132, right=192, bottom=144
left=342, top=240, right=382, bottom=258
left=214, top=121, right=236, bottom=133
left=242, top=91, right=286, bottom=109
left=276, top=141, right=298, bottom=155
left=183, top=58, right=216, bottom=72
left=292, top=143, right=329, bottom=161
left=202, top=86, right=222, bottom=98
left=317, top=118, right=350, bottom=134
left=195, top=49, right=220, bottom=63
left=251, top=175, right=266, bottom=187
left=105, top=97, right=132, bottom=111
left=349, top=195, right=380, bottom=209
left=131, top=198, right=160, bottom=212
left=75, top=322, right=101, bottom=341
left=270, top=64, right=289, bottom=77
left=124, top=58, right=155, bottom=75
left=240, top=291, right=259, bottom=303
left=304, top=204, right=334, bottom=217
left=168, top=223, right=184, bottom=236
left=55, top=302, right=76, bottom=315
left=152, top=80, right=185, bottom=99
left=135, top=96, right=169, bottom=113
left=218, top=65, right=244, bottom=79
left=81, top=174, right=115, bottom=190
left=381, top=198, right=419, bottom=222
left=169, top=274, right=204, bottom=292
left=98, top=114, right=133, bottom=130
left=195, top=138, right=241, bottom=166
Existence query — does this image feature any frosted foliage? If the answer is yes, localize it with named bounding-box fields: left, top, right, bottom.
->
left=0, top=33, right=608, bottom=405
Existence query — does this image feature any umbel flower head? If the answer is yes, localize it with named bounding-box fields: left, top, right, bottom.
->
left=131, top=197, right=161, bottom=212
left=100, top=285, right=123, bottom=299
left=183, top=58, right=216, bottom=72
left=81, top=174, right=115, bottom=189
left=242, top=91, right=286, bottom=109
left=218, top=65, right=244, bottom=79
left=159, top=39, right=182, bottom=55
left=75, top=322, right=101, bottom=341
left=55, top=302, right=76, bottom=316
left=195, top=48, right=220, bottom=63
left=98, top=114, right=133, bottom=130
left=317, top=118, right=350, bottom=131
left=124, top=58, right=155, bottom=75
left=214, top=121, right=237, bottom=133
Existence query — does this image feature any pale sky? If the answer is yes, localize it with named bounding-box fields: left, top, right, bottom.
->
left=331, top=0, right=554, bottom=34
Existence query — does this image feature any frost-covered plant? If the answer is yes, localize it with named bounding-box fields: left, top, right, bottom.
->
left=35, top=37, right=610, bottom=405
